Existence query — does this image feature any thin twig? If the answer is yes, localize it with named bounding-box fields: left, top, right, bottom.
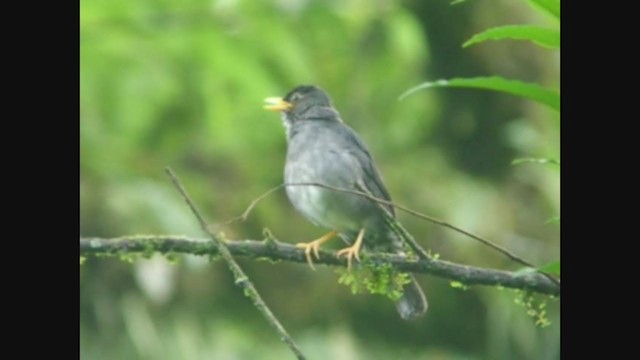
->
left=165, top=168, right=306, bottom=360
left=79, top=236, right=560, bottom=297
left=219, top=184, right=285, bottom=226
left=225, top=182, right=559, bottom=286
left=352, top=182, right=432, bottom=261
left=385, top=217, right=431, bottom=260
left=286, top=182, right=559, bottom=286
left=287, top=183, right=522, bottom=264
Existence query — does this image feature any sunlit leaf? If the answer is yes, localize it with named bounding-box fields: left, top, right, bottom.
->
left=526, top=0, right=560, bottom=19
left=463, top=25, right=559, bottom=49
left=399, top=77, right=560, bottom=111
left=538, top=260, right=560, bottom=275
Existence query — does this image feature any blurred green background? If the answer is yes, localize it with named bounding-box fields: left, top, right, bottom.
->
left=80, top=0, right=560, bottom=359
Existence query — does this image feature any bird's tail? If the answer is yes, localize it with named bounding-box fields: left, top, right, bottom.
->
left=380, top=218, right=428, bottom=319
left=395, top=275, right=428, bottom=320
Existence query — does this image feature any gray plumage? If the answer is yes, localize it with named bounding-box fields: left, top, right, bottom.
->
left=276, top=85, right=427, bottom=320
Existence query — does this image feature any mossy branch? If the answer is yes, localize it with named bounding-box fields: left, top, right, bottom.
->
left=79, top=235, right=560, bottom=297
left=232, top=182, right=559, bottom=287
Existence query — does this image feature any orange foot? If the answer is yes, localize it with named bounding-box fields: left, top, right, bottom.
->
left=336, top=228, right=365, bottom=270
left=296, top=230, right=338, bottom=270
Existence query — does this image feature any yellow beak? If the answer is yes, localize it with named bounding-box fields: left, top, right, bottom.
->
left=264, top=97, right=293, bottom=112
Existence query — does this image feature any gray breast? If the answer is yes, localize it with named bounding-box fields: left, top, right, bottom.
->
left=284, top=124, right=382, bottom=233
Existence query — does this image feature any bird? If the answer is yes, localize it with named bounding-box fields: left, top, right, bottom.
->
left=264, top=85, right=427, bottom=320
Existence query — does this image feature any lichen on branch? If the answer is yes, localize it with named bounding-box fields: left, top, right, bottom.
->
left=79, top=235, right=560, bottom=297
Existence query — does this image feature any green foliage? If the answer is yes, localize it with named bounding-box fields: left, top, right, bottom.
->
left=514, top=291, right=552, bottom=328
left=538, top=260, right=560, bottom=275
left=449, top=281, right=469, bottom=290
left=463, top=25, right=560, bottom=49
left=118, top=252, right=139, bottom=264
left=400, top=1, right=561, bottom=298
left=336, top=262, right=411, bottom=301
left=165, top=252, right=181, bottom=265
left=401, top=0, right=559, bottom=111
left=526, top=0, right=561, bottom=19
left=400, top=77, right=560, bottom=111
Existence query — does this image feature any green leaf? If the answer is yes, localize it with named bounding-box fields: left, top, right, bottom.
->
left=526, top=0, right=560, bottom=19
left=463, top=25, right=560, bottom=49
left=512, top=157, right=560, bottom=166
left=451, top=0, right=560, bottom=18
left=538, top=260, right=560, bottom=275
left=399, top=77, right=560, bottom=111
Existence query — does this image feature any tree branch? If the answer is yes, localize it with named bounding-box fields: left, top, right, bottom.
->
left=79, top=236, right=560, bottom=297
left=164, top=168, right=306, bottom=360
left=286, top=183, right=543, bottom=269
left=225, top=182, right=559, bottom=287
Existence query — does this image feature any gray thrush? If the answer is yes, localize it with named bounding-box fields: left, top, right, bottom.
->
left=264, top=85, right=427, bottom=320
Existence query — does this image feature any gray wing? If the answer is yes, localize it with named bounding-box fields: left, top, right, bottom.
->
left=337, top=123, right=396, bottom=217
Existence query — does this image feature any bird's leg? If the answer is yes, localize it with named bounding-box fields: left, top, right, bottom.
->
left=336, top=228, right=365, bottom=271
left=296, top=230, right=338, bottom=270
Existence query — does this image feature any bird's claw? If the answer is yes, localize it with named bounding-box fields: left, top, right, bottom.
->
left=336, top=228, right=365, bottom=271
left=295, top=230, right=338, bottom=271
left=296, top=241, right=321, bottom=270
left=336, top=246, right=361, bottom=271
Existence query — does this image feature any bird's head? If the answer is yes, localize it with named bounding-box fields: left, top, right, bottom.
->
left=264, top=85, right=339, bottom=125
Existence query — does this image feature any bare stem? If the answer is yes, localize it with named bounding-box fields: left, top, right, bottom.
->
left=165, top=168, right=306, bottom=360
left=226, top=182, right=559, bottom=286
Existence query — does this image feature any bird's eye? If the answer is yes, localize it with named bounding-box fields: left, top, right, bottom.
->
left=290, top=93, right=302, bottom=101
